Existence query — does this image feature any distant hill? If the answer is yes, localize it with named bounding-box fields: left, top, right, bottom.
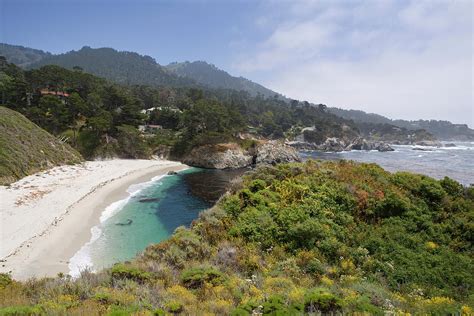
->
left=166, top=61, right=280, bottom=98
left=0, top=43, right=51, bottom=68
left=26, top=46, right=196, bottom=87
left=330, top=107, right=474, bottom=140
left=0, top=106, right=83, bottom=185
left=0, top=43, right=281, bottom=98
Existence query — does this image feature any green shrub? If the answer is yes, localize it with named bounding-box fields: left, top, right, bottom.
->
left=0, top=273, right=12, bottom=289
left=440, top=177, right=464, bottom=197
left=304, top=288, right=342, bottom=313
left=180, top=266, right=225, bottom=289
left=165, top=300, right=183, bottom=313
left=0, top=305, right=43, bottom=316
left=110, top=264, right=151, bottom=283
left=261, top=295, right=303, bottom=315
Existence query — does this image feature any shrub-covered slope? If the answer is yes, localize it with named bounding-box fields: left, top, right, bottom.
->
left=1, top=161, right=472, bottom=314
left=0, top=106, right=83, bottom=185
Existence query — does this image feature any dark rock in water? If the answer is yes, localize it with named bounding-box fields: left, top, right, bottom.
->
left=346, top=137, right=374, bottom=151
left=167, top=170, right=178, bottom=175
left=138, top=197, right=160, bottom=203
left=116, top=219, right=133, bottom=226
left=413, top=147, right=433, bottom=151
left=415, top=140, right=442, bottom=147
left=444, top=143, right=456, bottom=147
left=376, top=143, right=395, bottom=152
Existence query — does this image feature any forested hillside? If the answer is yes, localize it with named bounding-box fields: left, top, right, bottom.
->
left=166, top=61, right=279, bottom=98
left=27, top=46, right=196, bottom=87
left=0, top=43, right=50, bottom=68
left=0, top=57, right=359, bottom=160
left=0, top=106, right=82, bottom=185
left=1, top=161, right=472, bottom=314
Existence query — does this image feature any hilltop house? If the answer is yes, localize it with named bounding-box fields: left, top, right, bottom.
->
left=40, top=89, right=70, bottom=98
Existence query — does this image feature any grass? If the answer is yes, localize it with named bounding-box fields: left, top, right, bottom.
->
left=0, top=106, right=83, bottom=185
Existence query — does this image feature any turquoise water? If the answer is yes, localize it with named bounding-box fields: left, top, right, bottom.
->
left=69, top=168, right=211, bottom=275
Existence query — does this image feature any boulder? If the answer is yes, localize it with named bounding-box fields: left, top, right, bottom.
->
left=183, top=144, right=252, bottom=169
left=317, top=137, right=346, bottom=152
left=255, top=141, right=300, bottom=165
left=375, top=143, right=395, bottom=152
left=346, top=137, right=375, bottom=151
left=415, top=140, right=442, bottom=147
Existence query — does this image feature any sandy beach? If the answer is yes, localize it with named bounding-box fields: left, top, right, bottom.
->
left=0, top=159, right=188, bottom=280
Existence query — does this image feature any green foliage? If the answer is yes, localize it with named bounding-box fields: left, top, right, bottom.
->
left=180, top=266, right=225, bottom=289
left=0, top=305, right=43, bottom=316
left=110, top=264, right=151, bottom=283
left=0, top=274, right=12, bottom=289
left=304, top=288, right=343, bottom=313
left=0, top=161, right=472, bottom=314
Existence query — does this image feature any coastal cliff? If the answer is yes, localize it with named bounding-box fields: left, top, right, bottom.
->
left=183, top=141, right=300, bottom=169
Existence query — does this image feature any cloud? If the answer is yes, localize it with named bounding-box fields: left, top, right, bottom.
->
left=232, top=0, right=473, bottom=126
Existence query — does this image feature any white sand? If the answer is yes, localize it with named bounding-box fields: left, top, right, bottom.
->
left=0, top=159, right=188, bottom=280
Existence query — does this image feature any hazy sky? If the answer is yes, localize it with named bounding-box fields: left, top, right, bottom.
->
left=1, top=0, right=472, bottom=126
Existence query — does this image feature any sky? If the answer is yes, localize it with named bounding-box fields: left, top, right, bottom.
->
left=1, top=0, right=473, bottom=126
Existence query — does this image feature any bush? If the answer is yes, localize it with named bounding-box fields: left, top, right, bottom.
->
left=0, top=273, right=12, bottom=289
left=180, top=266, right=225, bottom=289
left=0, top=305, right=43, bottom=315
left=110, top=264, right=151, bottom=283
left=304, top=288, right=342, bottom=313
left=440, top=177, right=464, bottom=197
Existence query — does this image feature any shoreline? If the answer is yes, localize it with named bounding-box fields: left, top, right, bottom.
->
left=0, top=159, right=188, bottom=280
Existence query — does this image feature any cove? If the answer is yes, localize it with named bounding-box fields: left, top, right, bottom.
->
left=69, top=167, right=245, bottom=275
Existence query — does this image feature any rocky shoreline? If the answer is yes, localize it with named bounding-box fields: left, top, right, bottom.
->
left=180, top=137, right=454, bottom=170
left=287, top=137, right=395, bottom=152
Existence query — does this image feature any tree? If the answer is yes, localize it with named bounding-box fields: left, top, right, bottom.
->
left=38, top=95, right=70, bottom=134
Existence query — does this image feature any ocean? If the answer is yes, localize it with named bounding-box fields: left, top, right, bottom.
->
left=69, top=141, right=473, bottom=275
left=301, top=141, right=474, bottom=186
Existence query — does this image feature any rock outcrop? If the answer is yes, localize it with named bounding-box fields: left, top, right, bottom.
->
left=288, top=137, right=394, bottom=152
left=183, top=141, right=300, bottom=169
left=255, top=141, right=301, bottom=165
left=414, top=140, right=443, bottom=147
left=183, top=144, right=252, bottom=169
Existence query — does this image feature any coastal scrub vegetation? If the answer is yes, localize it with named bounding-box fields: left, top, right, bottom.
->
left=1, top=161, right=472, bottom=314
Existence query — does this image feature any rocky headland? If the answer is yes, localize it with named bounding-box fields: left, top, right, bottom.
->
left=183, top=141, right=300, bottom=169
